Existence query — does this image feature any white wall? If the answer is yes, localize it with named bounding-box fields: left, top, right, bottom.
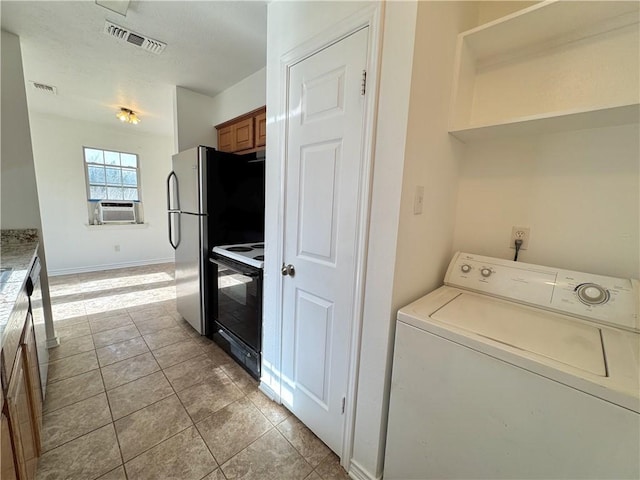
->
left=173, top=69, right=266, bottom=153
left=392, top=1, right=477, bottom=315
left=1, top=30, right=42, bottom=229
left=173, top=86, right=217, bottom=153
left=210, top=67, right=266, bottom=127
left=1, top=30, right=55, bottom=342
left=29, top=112, right=175, bottom=275
left=452, top=124, right=640, bottom=279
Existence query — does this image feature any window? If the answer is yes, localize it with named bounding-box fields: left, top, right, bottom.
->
left=83, top=147, right=140, bottom=201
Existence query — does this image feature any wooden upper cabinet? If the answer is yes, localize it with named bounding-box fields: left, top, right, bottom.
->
left=255, top=111, right=266, bottom=148
left=234, top=117, right=254, bottom=151
left=215, top=106, right=266, bottom=154
left=217, top=125, right=234, bottom=153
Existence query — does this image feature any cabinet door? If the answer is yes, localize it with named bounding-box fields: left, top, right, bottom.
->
left=6, top=348, right=38, bottom=480
left=1, top=393, right=19, bottom=480
left=21, top=316, right=42, bottom=453
left=233, top=117, right=254, bottom=151
left=255, top=111, right=266, bottom=148
left=218, top=125, right=234, bottom=152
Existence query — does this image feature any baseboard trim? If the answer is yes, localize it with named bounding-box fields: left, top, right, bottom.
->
left=349, top=459, right=380, bottom=480
left=46, top=336, right=61, bottom=348
left=48, top=257, right=174, bottom=276
left=258, top=381, right=280, bottom=403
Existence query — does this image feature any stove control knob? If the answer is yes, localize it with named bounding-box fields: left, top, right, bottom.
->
left=460, top=264, right=471, bottom=273
left=481, top=268, right=492, bottom=278
left=575, top=283, right=609, bottom=305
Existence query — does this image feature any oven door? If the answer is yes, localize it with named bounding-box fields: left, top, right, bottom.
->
left=209, top=256, right=262, bottom=355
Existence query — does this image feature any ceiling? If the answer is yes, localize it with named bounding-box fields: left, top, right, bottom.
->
left=1, top=1, right=267, bottom=136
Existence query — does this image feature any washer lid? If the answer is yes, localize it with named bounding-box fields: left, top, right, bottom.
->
left=432, top=293, right=606, bottom=376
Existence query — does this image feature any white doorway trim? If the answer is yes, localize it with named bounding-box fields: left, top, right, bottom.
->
left=269, top=3, right=384, bottom=471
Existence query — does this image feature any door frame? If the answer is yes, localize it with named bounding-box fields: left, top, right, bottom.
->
left=271, top=3, right=384, bottom=469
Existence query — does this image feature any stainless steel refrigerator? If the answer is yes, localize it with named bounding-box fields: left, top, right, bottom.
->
left=167, top=146, right=265, bottom=334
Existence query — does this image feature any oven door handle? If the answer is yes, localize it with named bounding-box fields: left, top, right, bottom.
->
left=209, top=257, right=261, bottom=278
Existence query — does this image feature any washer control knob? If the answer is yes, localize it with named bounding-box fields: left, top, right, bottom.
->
left=575, top=283, right=609, bottom=305
left=461, top=264, right=471, bottom=273
left=481, top=268, right=492, bottom=278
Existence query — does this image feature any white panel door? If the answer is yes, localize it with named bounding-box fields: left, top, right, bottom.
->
left=281, top=27, right=368, bottom=454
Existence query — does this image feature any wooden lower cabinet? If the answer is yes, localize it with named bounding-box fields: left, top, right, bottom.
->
left=1, top=392, right=19, bottom=480
left=5, top=345, right=39, bottom=480
left=21, top=317, right=42, bottom=453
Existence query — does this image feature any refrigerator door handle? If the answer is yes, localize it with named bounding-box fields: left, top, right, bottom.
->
left=167, top=171, right=181, bottom=250
left=168, top=211, right=181, bottom=250
left=166, top=171, right=179, bottom=211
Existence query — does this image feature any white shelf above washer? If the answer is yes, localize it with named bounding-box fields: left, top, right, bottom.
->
left=449, top=0, right=640, bottom=142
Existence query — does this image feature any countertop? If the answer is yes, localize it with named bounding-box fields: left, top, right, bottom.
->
left=0, top=229, right=39, bottom=349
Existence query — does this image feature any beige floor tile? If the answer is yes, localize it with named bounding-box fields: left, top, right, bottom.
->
left=47, top=350, right=99, bottom=384
left=142, top=326, right=190, bottom=350
left=93, top=324, right=140, bottom=348
left=114, top=394, right=192, bottom=462
left=201, top=342, right=236, bottom=368
left=101, top=352, right=160, bottom=390
left=124, top=426, right=217, bottom=480
left=247, top=390, right=291, bottom=425
left=85, top=298, right=128, bottom=315
left=134, top=315, right=179, bottom=335
left=163, top=354, right=219, bottom=392
left=51, top=301, right=87, bottom=321
left=96, top=336, right=149, bottom=367
left=220, top=361, right=259, bottom=393
left=177, top=368, right=244, bottom=422
left=89, top=313, right=134, bottom=334
left=52, top=315, right=89, bottom=329
left=305, top=472, right=323, bottom=480
left=54, top=320, right=91, bottom=340
left=88, top=308, right=130, bottom=321
left=36, top=424, right=121, bottom=480
left=201, top=469, right=226, bottom=480
left=196, top=397, right=273, bottom=465
left=128, top=305, right=168, bottom=322
left=313, top=453, right=349, bottom=480
left=48, top=334, right=95, bottom=361
left=43, top=370, right=105, bottom=413
left=221, top=428, right=313, bottom=480
left=277, top=416, right=331, bottom=468
left=151, top=338, right=204, bottom=369
left=41, top=393, right=112, bottom=452
left=96, top=466, right=127, bottom=480
left=107, top=371, right=174, bottom=420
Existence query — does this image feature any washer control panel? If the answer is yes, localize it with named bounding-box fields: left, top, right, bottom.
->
left=445, top=252, right=639, bottom=332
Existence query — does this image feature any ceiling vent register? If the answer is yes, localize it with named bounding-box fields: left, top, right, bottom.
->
left=30, top=82, right=57, bottom=95
left=103, top=21, right=166, bottom=54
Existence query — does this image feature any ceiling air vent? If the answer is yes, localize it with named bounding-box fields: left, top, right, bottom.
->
left=103, top=21, right=166, bottom=55
left=29, top=81, right=57, bottom=95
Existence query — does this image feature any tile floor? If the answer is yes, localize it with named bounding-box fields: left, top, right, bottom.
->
left=37, top=263, right=349, bottom=480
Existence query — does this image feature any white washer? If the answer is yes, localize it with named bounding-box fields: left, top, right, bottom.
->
left=384, top=252, right=640, bottom=480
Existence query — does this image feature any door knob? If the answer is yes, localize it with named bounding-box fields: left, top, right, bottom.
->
left=281, top=264, right=295, bottom=277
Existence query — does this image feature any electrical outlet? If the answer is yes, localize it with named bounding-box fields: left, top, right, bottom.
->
left=510, top=227, right=530, bottom=250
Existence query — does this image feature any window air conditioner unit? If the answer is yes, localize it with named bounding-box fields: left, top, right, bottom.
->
left=98, top=201, right=136, bottom=224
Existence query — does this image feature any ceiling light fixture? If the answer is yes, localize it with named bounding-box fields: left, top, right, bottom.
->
left=116, top=107, right=140, bottom=125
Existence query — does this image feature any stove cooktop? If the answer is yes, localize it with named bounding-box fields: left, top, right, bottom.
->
left=212, top=242, right=264, bottom=269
